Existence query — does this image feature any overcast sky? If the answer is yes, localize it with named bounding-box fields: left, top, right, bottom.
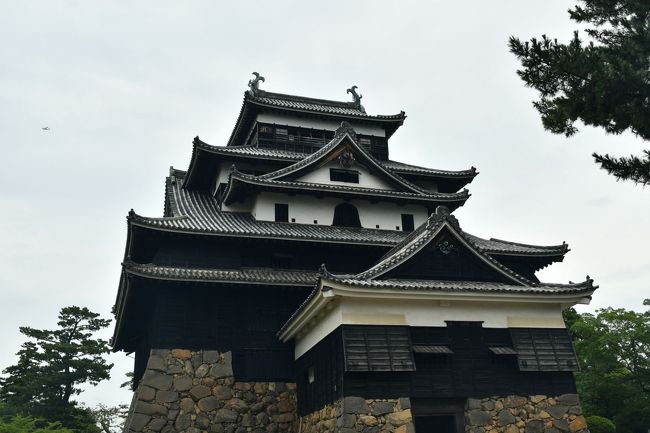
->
left=1, top=1, right=648, bottom=408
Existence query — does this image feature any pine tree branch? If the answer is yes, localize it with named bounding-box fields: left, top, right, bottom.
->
left=593, top=150, right=650, bottom=186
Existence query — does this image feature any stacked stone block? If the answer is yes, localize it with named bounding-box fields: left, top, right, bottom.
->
left=300, top=397, right=414, bottom=433
left=464, top=395, right=589, bottom=433
left=122, top=349, right=297, bottom=433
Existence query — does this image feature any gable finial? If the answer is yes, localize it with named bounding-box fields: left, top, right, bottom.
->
left=346, top=85, right=366, bottom=113
left=247, top=72, right=265, bottom=96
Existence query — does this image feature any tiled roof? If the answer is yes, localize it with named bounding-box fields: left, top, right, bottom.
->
left=193, top=138, right=476, bottom=179
left=248, top=90, right=406, bottom=120
left=123, top=260, right=316, bottom=286
left=325, top=275, right=595, bottom=294
left=224, top=172, right=470, bottom=206
left=355, top=207, right=535, bottom=285
left=466, top=234, right=569, bottom=256
left=144, top=175, right=408, bottom=246
left=150, top=169, right=568, bottom=256
left=381, top=160, right=477, bottom=178
left=277, top=271, right=596, bottom=338
left=250, top=123, right=439, bottom=198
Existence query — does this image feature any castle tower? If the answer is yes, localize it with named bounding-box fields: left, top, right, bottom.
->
left=115, top=74, right=593, bottom=433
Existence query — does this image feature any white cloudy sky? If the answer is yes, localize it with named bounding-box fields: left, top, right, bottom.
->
left=1, top=1, right=648, bottom=408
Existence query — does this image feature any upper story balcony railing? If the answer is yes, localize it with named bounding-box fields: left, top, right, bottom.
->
left=247, top=123, right=389, bottom=160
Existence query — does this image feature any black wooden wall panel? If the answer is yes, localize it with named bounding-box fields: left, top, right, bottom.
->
left=133, top=280, right=309, bottom=384
left=295, top=324, right=577, bottom=415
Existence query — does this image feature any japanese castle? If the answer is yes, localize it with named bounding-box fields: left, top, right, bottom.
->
left=115, top=74, right=595, bottom=433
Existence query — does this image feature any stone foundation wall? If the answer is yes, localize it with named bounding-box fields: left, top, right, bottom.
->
left=122, top=349, right=297, bottom=433
left=465, top=395, right=589, bottom=433
left=300, top=397, right=414, bottom=433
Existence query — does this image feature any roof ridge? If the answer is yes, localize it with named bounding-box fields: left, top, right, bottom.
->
left=253, top=90, right=357, bottom=109
left=487, top=236, right=569, bottom=251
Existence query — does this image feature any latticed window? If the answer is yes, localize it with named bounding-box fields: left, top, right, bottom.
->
left=342, top=325, right=416, bottom=372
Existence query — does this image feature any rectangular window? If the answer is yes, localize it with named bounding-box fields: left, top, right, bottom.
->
left=274, top=203, right=289, bottom=222
left=275, top=128, right=288, bottom=136
left=330, top=168, right=359, bottom=183
left=401, top=214, right=415, bottom=231
left=510, top=328, right=578, bottom=371
left=342, top=325, right=415, bottom=372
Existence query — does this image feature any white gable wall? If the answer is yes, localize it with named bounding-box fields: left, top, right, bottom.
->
left=252, top=192, right=429, bottom=230
left=257, top=113, right=386, bottom=137
left=295, top=161, right=395, bottom=190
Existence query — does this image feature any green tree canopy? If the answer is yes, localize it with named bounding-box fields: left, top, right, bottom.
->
left=510, top=0, right=650, bottom=185
left=564, top=299, right=650, bottom=433
left=0, top=306, right=113, bottom=433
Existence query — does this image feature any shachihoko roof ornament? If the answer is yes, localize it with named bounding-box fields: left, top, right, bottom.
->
left=346, top=85, right=366, bottom=113
left=247, top=72, right=265, bottom=96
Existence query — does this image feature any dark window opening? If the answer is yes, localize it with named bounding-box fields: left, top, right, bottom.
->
left=274, top=203, right=289, bottom=222
left=414, top=415, right=458, bottom=433
left=332, top=203, right=361, bottom=228
left=402, top=214, right=415, bottom=231
left=330, top=168, right=359, bottom=183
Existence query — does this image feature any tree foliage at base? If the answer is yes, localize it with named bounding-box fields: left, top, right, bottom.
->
left=564, top=299, right=650, bottom=433
left=0, top=307, right=113, bottom=433
left=509, top=0, right=650, bottom=186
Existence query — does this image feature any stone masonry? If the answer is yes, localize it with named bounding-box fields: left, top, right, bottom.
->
left=122, top=351, right=589, bottom=433
left=122, top=349, right=297, bottom=433
left=465, top=395, right=589, bottom=433
left=300, top=397, right=414, bottom=433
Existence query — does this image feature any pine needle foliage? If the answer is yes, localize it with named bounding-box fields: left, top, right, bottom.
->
left=509, top=0, right=650, bottom=185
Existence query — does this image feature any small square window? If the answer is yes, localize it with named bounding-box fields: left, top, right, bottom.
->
left=275, top=204, right=289, bottom=222
left=401, top=214, right=415, bottom=231
left=313, top=220, right=318, bottom=224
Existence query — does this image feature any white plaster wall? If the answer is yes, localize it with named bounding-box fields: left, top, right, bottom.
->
left=294, top=302, right=342, bottom=359
left=214, top=161, right=232, bottom=188
left=257, top=113, right=386, bottom=137
left=295, top=161, right=395, bottom=190
left=294, top=297, right=566, bottom=358
left=221, top=196, right=254, bottom=213
left=252, top=192, right=428, bottom=230
left=340, top=298, right=566, bottom=328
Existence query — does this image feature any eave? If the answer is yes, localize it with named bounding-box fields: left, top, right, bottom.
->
left=221, top=171, right=470, bottom=211
left=183, top=136, right=479, bottom=193
left=227, top=91, right=407, bottom=148
left=277, top=275, right=596, bottom=342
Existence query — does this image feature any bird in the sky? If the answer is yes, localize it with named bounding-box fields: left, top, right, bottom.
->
left=41, top=126, right=50, bottom=131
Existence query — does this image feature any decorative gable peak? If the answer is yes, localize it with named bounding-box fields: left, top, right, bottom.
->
left=357, top=207, right=535, bottom=286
